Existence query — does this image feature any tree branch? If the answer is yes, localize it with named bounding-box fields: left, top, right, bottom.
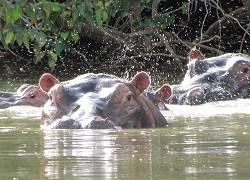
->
left=201, top=6, right=250, bottom=38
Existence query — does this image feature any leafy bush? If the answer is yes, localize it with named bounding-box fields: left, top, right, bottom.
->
left=1, top=0, right=249, bottom=72
left=0, top=0, right=177, bottom=69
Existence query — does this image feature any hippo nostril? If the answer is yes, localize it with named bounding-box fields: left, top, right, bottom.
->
left=203, top=88, right=207, bottom=94
left=206, top=75, right=215, bottom=83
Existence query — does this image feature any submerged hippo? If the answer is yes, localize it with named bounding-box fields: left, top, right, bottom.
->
left=0, top=84, right=48, bottom=108
left=39, top=72, right=170, bottom=129
left=168, top=53, right=250, bottom=105
left=0, top=82, right=169, bottom=111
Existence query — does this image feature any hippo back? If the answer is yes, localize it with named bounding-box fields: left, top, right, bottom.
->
left=169, top=53, right=250, bottom=105
left=191, top=53, right=250, bottom=76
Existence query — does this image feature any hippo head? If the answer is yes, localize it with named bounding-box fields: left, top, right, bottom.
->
left=39, top=72, right=168, bottom=129
left=0, top=84, right=48, bottom=109
left=169, top=53, right=250, bottom=105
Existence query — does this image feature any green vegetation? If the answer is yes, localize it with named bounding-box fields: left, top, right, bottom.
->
left=0, top=0, right=178, bottom=69
left=0, top=0, right=249, bottom=71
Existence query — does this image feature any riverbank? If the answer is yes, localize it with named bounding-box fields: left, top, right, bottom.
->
left=0, top=52, right=186, bottom=87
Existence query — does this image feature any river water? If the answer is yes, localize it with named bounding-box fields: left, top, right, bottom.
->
left=0, top=83, right=250, bottom=179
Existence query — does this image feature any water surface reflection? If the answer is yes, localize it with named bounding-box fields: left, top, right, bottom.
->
left=41, top=129, right=156, bottom=179
left=0, top=100, right=250, bottom=179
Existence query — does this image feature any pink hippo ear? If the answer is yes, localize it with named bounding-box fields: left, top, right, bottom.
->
left=154, top=84, right=172, bottom=102
left=39, top=73, right=60, bottom=92
left=130, top=71, right=151, bottom=95
left=188, top=46, right=204, bottom=61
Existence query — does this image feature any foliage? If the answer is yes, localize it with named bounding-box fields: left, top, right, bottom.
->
left=1, top=0, right=249, bottom=73
left=0, top=0, right=177, bottom=69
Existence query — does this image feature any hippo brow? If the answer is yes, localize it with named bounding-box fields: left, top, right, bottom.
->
left=124, top=83, right=138, bottom=96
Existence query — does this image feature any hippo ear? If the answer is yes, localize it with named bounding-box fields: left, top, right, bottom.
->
left=154, top=84, right=172, bottom=102
left=188, top=46, right=204, bottom=61
left=130, top=71, right=151, bottom=95
left=39, top=73, right=60, bottom=92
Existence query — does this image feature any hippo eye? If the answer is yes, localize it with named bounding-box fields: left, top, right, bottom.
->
left=241, top=67, right=249, bottom=73
left=126, top=94, right=132, bottom=101
left=29, top=93, right=36, bottom=99
left=206, top=75, right=215, bottom=83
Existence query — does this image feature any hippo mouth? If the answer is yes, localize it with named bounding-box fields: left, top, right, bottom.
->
left=85, top=116, right=122, bottom=129
left=187, top=87, right=207, bottom=97
left=232, top=84, right=250, bottom=98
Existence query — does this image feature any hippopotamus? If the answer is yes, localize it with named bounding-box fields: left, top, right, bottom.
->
left=39, top=72, right=170, bottom=129
left=0, top=82, right=169, bottom=111
left=0, top=84, right=48, bottom=108
left=168, top=53, right=250, bottom=105
left=144, top=84, right=172, bottom=110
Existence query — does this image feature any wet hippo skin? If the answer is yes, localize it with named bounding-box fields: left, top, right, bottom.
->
left=0, top=84, right=48, bottom=108
left=0, top=82, right=170, bottom=110
left=39, top=72, right=169, bottom=129
left=168, top=53, right=250, bottom=105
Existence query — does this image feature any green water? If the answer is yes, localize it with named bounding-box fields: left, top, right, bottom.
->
left=0, top=82, right=250, bottom=179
